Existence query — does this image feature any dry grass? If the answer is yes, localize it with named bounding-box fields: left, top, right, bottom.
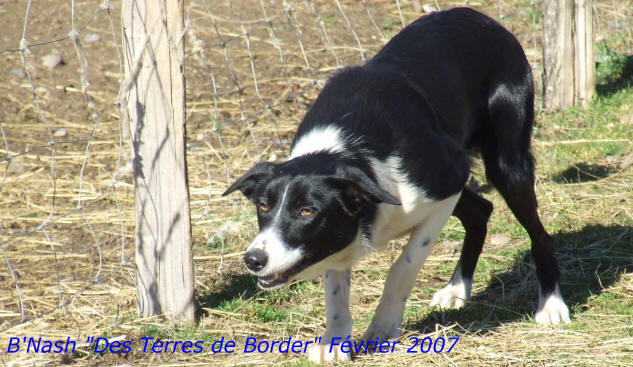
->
left=1, top=0, right=632, bottom=366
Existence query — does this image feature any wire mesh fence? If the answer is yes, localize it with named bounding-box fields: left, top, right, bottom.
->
left=0, top=0, right=631, bottom=361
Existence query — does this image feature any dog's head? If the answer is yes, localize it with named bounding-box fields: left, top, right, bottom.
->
left=222, top=153, right=400, bottom=289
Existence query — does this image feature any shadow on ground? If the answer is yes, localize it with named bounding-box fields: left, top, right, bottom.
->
left=596, top=54, right=633, bottom=97
left=552, top=163, right=616, bottom=184
left=195, top=274, right=259, bottom=317
left=408, top=224, right=633, bottom=333
left=195, top=225, right=632, bottom=334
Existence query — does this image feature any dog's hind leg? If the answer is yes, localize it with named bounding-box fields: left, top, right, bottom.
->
left=482, top=84, right=570, bottom=324
left=307, top=269, right=352, bottom=363
left=431, top=187, right=493, bottom=309
left=363, top=193, right=460, bottom=341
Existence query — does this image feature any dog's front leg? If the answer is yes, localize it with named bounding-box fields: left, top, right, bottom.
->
left=363, top=195, right=460, bottom=341
left=308, top=269, right=352, bottom=363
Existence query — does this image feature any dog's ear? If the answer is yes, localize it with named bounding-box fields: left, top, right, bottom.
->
left=326, top=166, right=400, bottom=216
left=222, top=162, right=276, bottom=200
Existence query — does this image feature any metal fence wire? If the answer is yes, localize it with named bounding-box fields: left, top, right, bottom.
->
left=0, top=0, right=631, bottom=353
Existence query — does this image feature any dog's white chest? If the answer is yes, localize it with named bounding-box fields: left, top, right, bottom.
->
left=370, top=156, right=438, bottom=246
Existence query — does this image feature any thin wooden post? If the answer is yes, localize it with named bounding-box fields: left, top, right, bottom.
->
left=543, top=0, right=594, bottom=110
left=574, top=0, right=595, bottom=107
left=121, top=0, right=194, bottom=323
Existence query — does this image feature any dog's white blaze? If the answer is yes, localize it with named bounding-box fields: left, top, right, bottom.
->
left=289, top=126, right=347, bottom=158
left=535, top=286, right=571, bottom=325
left=247, top=184, right=303, bottom=276
left=273, top=185, right=290, bottom=225
left=246, top=228, right=302, bottom=276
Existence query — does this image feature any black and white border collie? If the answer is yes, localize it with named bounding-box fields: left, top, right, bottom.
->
left=224, top=8, right=570, bottom=362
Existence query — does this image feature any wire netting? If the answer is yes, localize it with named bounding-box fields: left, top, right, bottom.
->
left=0, top=0, right=630, bottom=356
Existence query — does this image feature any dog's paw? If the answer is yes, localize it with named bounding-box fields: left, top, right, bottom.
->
left=430, top=281, right=470, bottom=309
left=535, top=292, right=570, bottom=325
left=362, top=321, right=401, bottom=342
left=307, top=343, right=351, bottom=363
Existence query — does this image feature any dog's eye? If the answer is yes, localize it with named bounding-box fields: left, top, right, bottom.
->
left=300, top=208, right=313, bottom=217
left=259, top=202, right=269, bottom=212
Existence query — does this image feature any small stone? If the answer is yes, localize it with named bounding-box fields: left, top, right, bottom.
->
left=489, top=234, right=511, bottom=246
left=8, top=162, right=27, bottom=174
left=53, top=129, right=68, bottom=137
left=467, top=177, right=484, bottom=192
left=83, top=33, right=100, bottom=42
left=436, top=240, right=461, bottom=255
left=212, top=221, right=242, bottom=241
left=422, top=4, right=437, bottom=13
left=620, top=152, right=633, bottom=169
left=10, top=69, right=26, bottom=78
left=42, top=52, right=64, bottom=69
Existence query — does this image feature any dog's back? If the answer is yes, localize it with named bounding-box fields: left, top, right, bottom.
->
left=294, top=7, right=533, bottom=201
left=370, top=7, right=534, bottom=148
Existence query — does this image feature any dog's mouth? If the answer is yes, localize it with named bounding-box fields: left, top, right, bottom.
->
left=257, top=259, right=310, bottom=289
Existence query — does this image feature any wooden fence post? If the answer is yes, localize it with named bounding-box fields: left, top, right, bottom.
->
left=574, top=0, right=595, bottom=107
left=121, top=0, right=195, bottom=323
left=543, top=0, right=595, bottom=110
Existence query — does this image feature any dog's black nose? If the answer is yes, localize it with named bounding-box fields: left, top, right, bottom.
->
left=244, top=249, right=268, bottom=272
